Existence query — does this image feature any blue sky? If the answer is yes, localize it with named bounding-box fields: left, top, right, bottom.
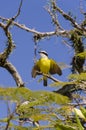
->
left=0, top=0, right=84, bottom=90
left=0, top=0, right=85, bottom=90
left=0, top=0, right=85, bottom=120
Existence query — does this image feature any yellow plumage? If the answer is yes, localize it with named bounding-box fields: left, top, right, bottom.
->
left=39, top=58, right=50, bottom=86
left=31, top=51, right=62, bottom=86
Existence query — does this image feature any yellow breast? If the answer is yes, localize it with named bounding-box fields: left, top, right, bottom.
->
left=39, top=58, right=50, bottom=74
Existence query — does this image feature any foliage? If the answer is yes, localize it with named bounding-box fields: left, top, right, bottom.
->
left=69, top=73, right=86, bottom=81
left=0, top=87, right=86, bottom=129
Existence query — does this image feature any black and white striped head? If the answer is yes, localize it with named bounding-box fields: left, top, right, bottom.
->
left=38, top=50, right=48, bottom=58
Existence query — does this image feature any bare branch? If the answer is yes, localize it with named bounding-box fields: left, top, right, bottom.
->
left=33, top=41, right=38, bottom=64
left=52, top=1, right=86, bottom=32
left=4, top=0, right=23, bottom=31
left=13, top=0, right=23, bottom=20
left=45, top=6, right=60, bottom=28
left=2, top=32, right=15, bottom=61
left=0, top=22, right=5, bottom=28
left=35, top=71, right=62, bottom=82
left=0, top=16, right=70, bottom=39
left=0, top=18, right=15, bottom=61
left=5, top=103, right=20, bottom=130
left=54, top=84, right=75, bottom=96
left=80, top=0, right=86, bottom=15
left=5, top=113, right=14, bottom=130
left=45, top=5, right=63, bottom=30
left=43, top=73, right=61, bottom=82
left=62, top=40, right=72, bottom=49
left=2, top=61, right=24, bottom=87
left=14, top=21, right=70, bottom=38
left=0, top=4, right=24, bottom=87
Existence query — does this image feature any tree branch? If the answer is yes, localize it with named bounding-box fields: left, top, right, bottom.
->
left=0, top=16, right=70, bottom=39
left=45, top=4, right=63, bottom=30
left=5, top=112, right=14, bottom=130
left=80, top=0, right=86, bottom=16
left=5, top=102, right=20, bottom=130
left=36, top=71, right=62, bottom=82
left=13, top=0, right=23, bottom=20
left=0, top=19, right=15, bottom=63
left=54, top=84, right=75, bottom=96
left=0, top=22, right=24, bottom=87
left=2, top=61, right=24, bottom=87
left=0, top=0, right=25, bottom=87
left=52, top=1, right=86, bottom=32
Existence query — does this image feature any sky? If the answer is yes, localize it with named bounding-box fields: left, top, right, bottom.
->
left=0, top=0, right=85, bottom=124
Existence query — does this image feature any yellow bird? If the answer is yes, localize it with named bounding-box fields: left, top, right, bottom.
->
left=31, top=50, right=62, bottom=86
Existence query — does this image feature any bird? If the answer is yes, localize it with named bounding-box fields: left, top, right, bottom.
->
left=31, top=50, right=62, bottom=86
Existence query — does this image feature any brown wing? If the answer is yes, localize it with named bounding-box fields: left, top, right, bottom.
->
left=31, top=60, right=40, bottom=78
left=49, top=59, right=62, bottom=75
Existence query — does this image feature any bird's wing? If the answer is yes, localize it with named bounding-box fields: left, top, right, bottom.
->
left=49, top=59, right=62, bottom=75
left=31, top=60, right=40, bottom=78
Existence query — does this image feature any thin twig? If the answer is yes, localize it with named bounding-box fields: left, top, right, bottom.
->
left=80, top=0, right=86, bottom=15
left=62, top=40, right=72, bottom=49
left=5, top=103, right=20, bottom=130
left=36, top=71, right=62, bottom=82
left=13, top=0, right=23, bottom=20
left=5, top=0, right=23, bottom=31
left=5, top=113, right=14, bottom=130
left=68, top=102, right=86, bottom=107
left=45, top=5, right=63, bottom=30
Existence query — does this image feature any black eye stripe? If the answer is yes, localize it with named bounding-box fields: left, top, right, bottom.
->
left=38, top=51, right=48, bottom=56
left=42, top=52, right=48, bottom=56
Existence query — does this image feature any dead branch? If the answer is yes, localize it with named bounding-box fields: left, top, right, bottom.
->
left=62, top=40, right=72, bottom=49
left=43, top=73, right=61, bottom=82
left=5, top=102, right=21, bottom=130
left=0, top=16, right=70, bottom=39
left=52, top=1, right=86, bottom=32
left=0, top=22, right=15, bottom=63
left=45, top=5, right=63, bottom=30
left=0, top=22, right=24, bottom=87
left=35, top=71, right=62, bottom=82
left=5, top=112, right=14, bottom=130
left=0, top=31, right=24, bottom=87
left=13, top=0, right=23, bottom=20
left=54, top=84, right=75, bottom=95
left=0, top=0, right=24, bottom=87
left=2, top=61, right=24, bottom=87
left=80, top=0, right=86, bottom=15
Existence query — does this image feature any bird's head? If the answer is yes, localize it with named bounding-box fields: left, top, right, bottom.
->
left=38, top=50, right=48, bottom=58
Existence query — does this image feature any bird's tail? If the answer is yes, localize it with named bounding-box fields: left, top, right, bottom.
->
left=43, top=76, right=47, bottom=86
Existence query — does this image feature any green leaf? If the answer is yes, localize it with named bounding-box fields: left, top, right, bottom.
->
left=0, top=87, right=69, bottom=107
left=0, top=87, right=32, bottom=101
left=30, top=91, right=69, bottom=105
left=11, top=125, right=30, bottom=130
left=75, top=110, right=84, bottom=130
left=76, top=50, right=86, bottom=59
left=80, top=106, right=86, bottom=117
left=69, top=73, right=86, bottom=81
left=50, top=81, right=74, bottom=87
left=54, top=123, right=76, bottom=130
left=73, top=108, right=85, bottom=120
